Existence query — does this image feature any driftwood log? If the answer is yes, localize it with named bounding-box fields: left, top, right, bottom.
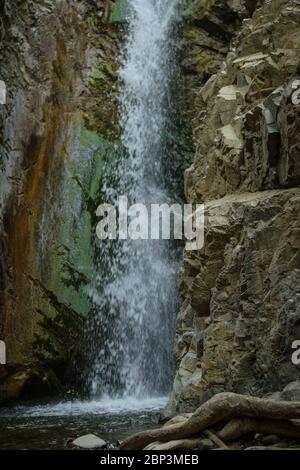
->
left=120, top=392, right=300, bottom=450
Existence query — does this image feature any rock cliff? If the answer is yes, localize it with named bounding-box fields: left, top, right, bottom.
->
left=170, top=0, right=300, bottom=412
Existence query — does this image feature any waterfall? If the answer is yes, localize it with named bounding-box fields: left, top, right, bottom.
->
left=88, top=0, right=181, bottom=399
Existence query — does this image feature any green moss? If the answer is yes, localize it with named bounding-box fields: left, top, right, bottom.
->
left=90, top=69, right=104, bottom=81
left=78, top=127, right=119, bottom=200
left=33, top=333, right=63, bottom=364
left=79, top=126, right=103, bottom=149
left=36, top=126, right=120, bottom=324
left=85, top=14, right=98, bottom=28
left=109, top=0, right=130, bottom=23
left=181, top=0, right=202, bottom=19
left=87, top=58, right=119, bottom=139
left=91, top=61, right=117, bottom=83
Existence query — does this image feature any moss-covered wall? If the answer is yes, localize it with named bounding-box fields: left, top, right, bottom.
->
left=0, top=0, right=122, bottom=402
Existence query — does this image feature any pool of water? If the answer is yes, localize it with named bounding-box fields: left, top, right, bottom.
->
left=0, top=396, right=167, bottom=450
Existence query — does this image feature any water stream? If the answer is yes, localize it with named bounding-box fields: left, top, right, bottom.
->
left=88, top=0, right=181, bottom=399
left=0, top=397, right=166, bottom=450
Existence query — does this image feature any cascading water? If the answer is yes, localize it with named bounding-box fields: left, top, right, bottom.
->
left=88, top=0, right=182, bottom=399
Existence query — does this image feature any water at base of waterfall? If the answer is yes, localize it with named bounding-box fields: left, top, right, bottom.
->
left=0, top=397, right=166, bottom=450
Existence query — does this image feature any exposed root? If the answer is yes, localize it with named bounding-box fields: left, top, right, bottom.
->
left=120, top=392, right=300, bottom=450
left=144, top=438, right=199, bottom=451
left=218, top=417, right=300, bottom=441
left=203, top=429, right=228, bottom=449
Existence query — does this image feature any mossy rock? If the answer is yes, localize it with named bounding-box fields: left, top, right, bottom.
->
left=109, top=0, right=130, bottom=23
left=181, top=0, right=202, bottom=19
left=33, top=332, right=64, bottom=364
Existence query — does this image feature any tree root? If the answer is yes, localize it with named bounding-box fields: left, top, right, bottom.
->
left=218, top=417, right=300, bottom=441
left=120, top=392, right=300, bottom=450
left=203, top=429, right=228, bottom=449
left=144, top=438, right=199, bottom=451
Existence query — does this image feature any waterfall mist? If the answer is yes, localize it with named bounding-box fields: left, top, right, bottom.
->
left=88, top=0, right=182, bottom=399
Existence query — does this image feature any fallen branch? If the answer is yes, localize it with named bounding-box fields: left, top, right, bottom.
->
left=218, top=417, right=300, bottom=441
left=120, top=392, right=300, bottom=450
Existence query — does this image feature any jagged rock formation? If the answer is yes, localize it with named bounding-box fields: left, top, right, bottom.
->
left=170, top=0, right=300, bottom=413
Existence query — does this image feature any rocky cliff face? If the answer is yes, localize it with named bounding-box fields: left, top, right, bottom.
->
left=170, top=0, right=300, bottom=412
left=0, top=0, right=120, bottom=402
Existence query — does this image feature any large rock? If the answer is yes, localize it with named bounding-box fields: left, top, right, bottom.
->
left=72, top=434, right=107, bottom=450
left=0, top=365, right=62, bottom=404
left=185, top=1, right=300, bottom=204
left=0, top=369, right=31, bottom=403
left=280, top=381, right=300, bottom=401
left=172, top=188, right=300, bottom=411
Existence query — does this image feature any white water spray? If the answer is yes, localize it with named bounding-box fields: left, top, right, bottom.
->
left=89, top=0, right=181, bottom=399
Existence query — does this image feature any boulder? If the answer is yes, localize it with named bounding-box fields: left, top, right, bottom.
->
left=198, top=438, right=214, bottom=450
left=280, top=381, right=300, bottom=402
left=0, top=368, right=31, bottom=403
left=260, top=435, right=281, bottom=446
left=71, top=434, right=107, bottom=450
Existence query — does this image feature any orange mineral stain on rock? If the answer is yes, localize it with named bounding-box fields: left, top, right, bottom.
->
left=1, top=2, right=87, bottom=365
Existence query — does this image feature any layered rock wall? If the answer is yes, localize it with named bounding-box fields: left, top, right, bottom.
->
left=171, top=0, right=300, bottom=412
